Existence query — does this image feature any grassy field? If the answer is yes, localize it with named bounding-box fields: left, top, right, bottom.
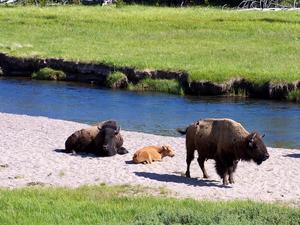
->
left=0, top=6, right=300, bottom=83
left=0, top=184, right=299, bottom=225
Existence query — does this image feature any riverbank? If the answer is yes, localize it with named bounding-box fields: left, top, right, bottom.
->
left=1, top=53, right=300, bottom=100
left=1, top=6, right=300, bottom=100
left=0, top=113, right=299, bottom=205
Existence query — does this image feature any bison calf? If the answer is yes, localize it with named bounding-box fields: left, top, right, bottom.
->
left=177, top=118, right=269, bottom=185
left=132, top=145, right=175, bottom=164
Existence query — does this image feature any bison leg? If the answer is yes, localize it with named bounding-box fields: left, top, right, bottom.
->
left=228, top=160, right=238, bottom=184
left=117, top=147, right=128, bottom=155
left=215, top=157, right=229, bottom=185
left=185, top=149, right=194, bottom=178
left=228, top=169, right=234, bottom=184
left=223, top=173, right=229, bottom=185
left=197, top=157, right=209, bottom=178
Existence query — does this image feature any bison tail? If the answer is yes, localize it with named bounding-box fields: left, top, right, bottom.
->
left=176, top=127, right=187, bottom=135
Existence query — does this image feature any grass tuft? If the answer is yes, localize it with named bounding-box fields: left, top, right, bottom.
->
left=31, top=67, right=66, bottom=80
left=288, top=89, right=300, bottom=103
left=129, top=78, right=183, bottom=95
left=106, top=71, right=127, bottom=88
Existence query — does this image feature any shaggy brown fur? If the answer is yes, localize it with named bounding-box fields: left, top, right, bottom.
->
left=65, top=126, right=99, bottom=153
left=178, top=118, right=269, bottom=185
left=65, top=120, right=127, bottom=156
left=133, top=145, right=175, bottom=164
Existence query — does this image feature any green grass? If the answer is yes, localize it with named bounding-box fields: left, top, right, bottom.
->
left=1, top=6, right=300, bottom=83
left=106, top=71, right=127, bottom=88
left=288, top=89, right=300, bottom=103
left=0, top=184, right=299, bottom=225
left=129, top=78, right=183, bottom=94
left=32, top=67, right=66, bottom=80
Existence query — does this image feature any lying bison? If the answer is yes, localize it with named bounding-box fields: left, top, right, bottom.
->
left=177, top=118, right=269, bottom=185
left=65, top=120, right=128, bottom=156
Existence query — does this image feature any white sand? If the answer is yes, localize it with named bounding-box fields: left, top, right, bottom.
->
left=0, top=112, right=299, bottom=205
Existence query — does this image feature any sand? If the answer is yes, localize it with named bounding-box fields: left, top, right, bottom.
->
left=0, top=112, right=299, bottom=205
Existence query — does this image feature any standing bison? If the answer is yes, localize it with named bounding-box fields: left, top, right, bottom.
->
left=177, top=118, right=269, bottom=185
left=65, top=120, right=128, bottom=156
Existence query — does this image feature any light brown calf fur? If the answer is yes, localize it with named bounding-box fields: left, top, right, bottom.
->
left=133, top=146, right=175, bottom=164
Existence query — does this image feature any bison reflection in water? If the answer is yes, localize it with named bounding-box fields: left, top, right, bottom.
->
left=65, top=120, right=128, bottom=157
left=177, top=118, right=269, bottom=185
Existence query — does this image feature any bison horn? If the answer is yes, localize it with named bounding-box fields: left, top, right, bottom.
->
left=249, top=141, right=253, bottom=148
left=249, top=133, right=257, bottom=147
left=261, top=134, right=265, bottom=138
left=115, top=126, right=120, bottom=134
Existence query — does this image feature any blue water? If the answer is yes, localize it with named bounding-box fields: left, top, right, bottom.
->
left=0, top=78, right=299, bottom=149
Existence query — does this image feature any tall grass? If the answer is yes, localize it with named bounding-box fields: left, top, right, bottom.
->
left=0, top=185, right=299, bottom=225
left=0, top=6, right=300, bottom=83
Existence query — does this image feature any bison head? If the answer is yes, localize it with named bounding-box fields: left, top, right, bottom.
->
left=99, top=125, right=120, bottom=156
left=160, top=145, right=175, bottom=158
left=246, top=132, right=269, bottom=165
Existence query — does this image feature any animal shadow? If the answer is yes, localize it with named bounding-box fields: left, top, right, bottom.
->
left=134, top=172, right=229, bottom=188
left=125, top=160, right=135, bottom=164
left=283, top=153, right=300, bottom=159
left=54, top=149, right=98, bottom=158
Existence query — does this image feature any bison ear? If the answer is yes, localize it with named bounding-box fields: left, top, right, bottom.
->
left=115, top=126, right=120, bottom=135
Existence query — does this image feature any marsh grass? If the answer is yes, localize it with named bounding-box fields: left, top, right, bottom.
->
left=229, top=88, right=248, bottom=97
left=0, top=185, right=299, bottom=225
left=129, top=78, right=183, bottom=95
left=31, top=67, right=66, bottom=80
left=288, top=89, right=300, bottom=103
left=1, top=6, right=300, bottom=83
left=106, top=71, right=127, bottom=88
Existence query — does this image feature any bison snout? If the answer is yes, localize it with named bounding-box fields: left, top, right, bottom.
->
left=263, top=153, right=269, bottom=161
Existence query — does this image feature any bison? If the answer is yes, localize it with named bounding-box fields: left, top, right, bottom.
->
left=177, top=118, right=269, bottom=185
left=132, top=145, right=175, bottom=164
left=65, top=120, right=128, bottom=156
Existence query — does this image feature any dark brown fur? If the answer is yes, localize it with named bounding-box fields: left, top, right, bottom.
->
left=65, top=120, right=128, bottom=156
left=178, top=118, right=269, bottom=185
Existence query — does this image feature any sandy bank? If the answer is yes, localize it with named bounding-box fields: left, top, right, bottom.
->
left=0, top=113, right=299, bottom=205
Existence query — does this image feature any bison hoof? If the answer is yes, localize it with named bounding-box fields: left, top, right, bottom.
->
left=185, top=172, right=191, bottom=178
left=203, top=175, right=209, bottom=179
left=117, top=147, right=128, bottom=155
left=229, top=178, right=235, bottom=184
left=223, top=180, right=229, bottom=185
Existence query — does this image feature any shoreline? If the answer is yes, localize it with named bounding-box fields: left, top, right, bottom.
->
left=1, top=53, right=299, bottom=101
left=0, top=112, right=299, bottom=205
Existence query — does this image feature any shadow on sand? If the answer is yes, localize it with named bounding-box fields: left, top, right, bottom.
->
left=134, top=172, right=230, bottom=188
left=54, top=149, right=100, bottom=158
left=283, top=153, right=300, bottom=159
